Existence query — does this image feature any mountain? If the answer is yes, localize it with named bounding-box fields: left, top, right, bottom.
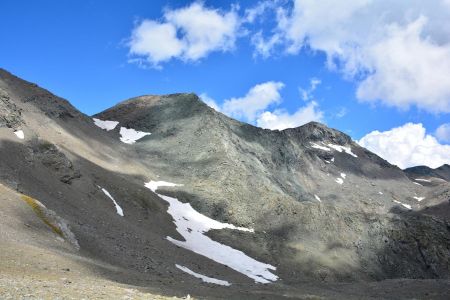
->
left=405, top=164, right=450, bottom=182
left=1, top=68, right=449, bottom=299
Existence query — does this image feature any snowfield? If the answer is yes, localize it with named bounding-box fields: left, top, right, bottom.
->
left=145, top=180, right=278, bottom=284
left=13, top=130, right=24, bottom=139
left=310, top=142, right=331, bottom=151
left=175, top=264, right=231, bottom=286
left=100, top=187, right=124, bottom=216
left=415, top=178, right=431, bottom=183
left=393, top=200, right=412, bottom=210
left=119, top=127, right=151, bottom=144
left=93, top=118, right=119, bottom=131
left=327, top=144, right=358, bottom=157
left=310, top=142, right=358, bottom=157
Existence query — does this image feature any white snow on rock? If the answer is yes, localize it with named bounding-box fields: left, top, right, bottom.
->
left=145, top=180, right=277, bottom=284
left=415, top=178, right=431, bottom=183
left=14, top=130, right=24, bottom=140
left=93, top=118, right=119, bottom=131
left=335, top=178, right=344, bottom=185
left=413, top=182, right=423, bottom=186
left=393, top=200, right=412, bottom=210
left=314, top=194, right=321, bottom=202
left=327, top=144, right=358, bottom=157
left=175, top=264, right=231, bottom=286
left=378, top=191, right=383, bottom=195
left=100, top=187, right=124, bottom=216
left=324, top=157, right=335, bottom=164
left=145, top=181, right=181, bottom=192
left=413, top=196, right=425, bottom=202
left=310, top=142, right=331, bottom=151
left=340, top=173, right=346, bottom=179
left=119, top=127, right=151, bottom=144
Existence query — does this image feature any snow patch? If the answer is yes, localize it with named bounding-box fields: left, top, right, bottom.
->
left=145, top=181, right=182, bottom=193
left=378, top=191, right=383, bottom=195
left=175, top=264, right=231, bottom=286
left=340, top=173, right=346, bottom=179
left=393, top=200, right=412, bottom=210
left=324, top=157, right=334, bottom=164
left=120, top=127, right=151, bottom=144
left=310, top=142, right=331, bottom=151
left=314, top=194, right=321, bottom=202
left=327, top=144, right=358, bottom=157
left=415, top=178, right=431, bottom=183
left=145, top=180, right=277, bottom=284
left=413, top=182, right=423, bottom=186
left=335, top=178, right=344, bottom=185
left=93, top=118, right=119, bottom=131
left=413, top=196, right=425, bottom=202
left=100, top=187, right=124, bottom=216
left=14, top=130, right=24, bottom=139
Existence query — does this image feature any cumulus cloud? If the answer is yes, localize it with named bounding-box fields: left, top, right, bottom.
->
left=256, top=101, right=323, bottom=130
left=222, top=81, right=285, bottom=121
left=435, top=123, right=450, bottom=143
left=358, top=123, right=450, bottom=169
left=128, top=2, right=239, bottom=67
left=335, top=107, right=347, bottom=118
left=244, top=0, right=278, bottom=23
left=200, top=81, right=323, bottom=130
left=300, top=77, right=321, bottom=101
left=256, top=0, right=450, bottom=113
left=199, top=93, right=220, bottom=111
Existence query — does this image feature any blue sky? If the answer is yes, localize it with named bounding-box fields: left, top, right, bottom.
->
left=1, top=0, right=450, bottom=168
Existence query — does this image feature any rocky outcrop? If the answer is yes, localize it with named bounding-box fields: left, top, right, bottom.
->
left=405, top=164, right=450, bottom=182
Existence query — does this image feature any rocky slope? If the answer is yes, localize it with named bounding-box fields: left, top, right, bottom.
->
left=405, top=164, right=450, bottom=182
left=1, top=68, right=450, bottom=299
left=96, top=93, right=450, bottom=282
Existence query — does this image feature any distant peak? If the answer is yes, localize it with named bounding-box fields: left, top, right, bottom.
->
left=286, top=121, right=353, bottom=145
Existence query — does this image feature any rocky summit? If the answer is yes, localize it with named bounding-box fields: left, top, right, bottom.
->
left=1, top=68, right=449, bottom=299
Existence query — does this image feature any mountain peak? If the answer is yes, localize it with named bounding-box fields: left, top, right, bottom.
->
left=286, top=121, right=353, bottom=145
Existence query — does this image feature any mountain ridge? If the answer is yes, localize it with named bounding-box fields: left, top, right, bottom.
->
left=1, top=68, right=450, bottom=299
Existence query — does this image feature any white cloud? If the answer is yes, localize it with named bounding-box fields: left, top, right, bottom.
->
left=299, top=77, right=321, bottom=101
left=435, top=123, right=450, bottom=143
left=258, top=0, right=450, bottom=113
left=222, top=81, right=284, bottom=121
left=199, top=93, right=220, bottom=111
left=358, top=123, right=450, bottom=169
left=201, top=81, right=323, bottom=130
left=251, top=31, right=282, bottom=59
left=244, top=0, right=277, bottom=23
left=335, top=107, right=347, bottom=118
left=356, top=17, right=450, bottom=112
left=128, top=3, right=239, bottom=67
left=256, top=101, right=323, bottom=130
left=128, top=21, right=184, bottom=65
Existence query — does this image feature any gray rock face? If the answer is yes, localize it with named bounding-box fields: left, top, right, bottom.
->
left=0, top=88, right=23, bottom=128
left=1, top=68, right=450, bottom=299
left=30, top=141, right=82, bottom=184
left=96, top=93, right=450, bottom=282
left=405, top=164, right=450, bottom=182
